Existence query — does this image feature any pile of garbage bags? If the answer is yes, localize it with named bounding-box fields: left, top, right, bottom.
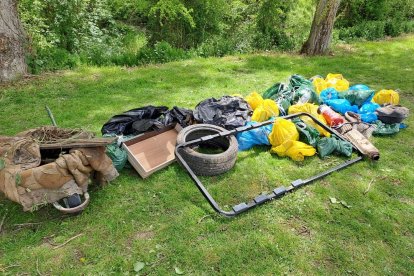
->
left=238, top=73, right=409, bottom=161
left=102, top=72, right=409, bottom=164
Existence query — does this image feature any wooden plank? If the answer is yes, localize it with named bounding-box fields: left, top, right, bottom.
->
left=39, top=137, right=116, bottom=149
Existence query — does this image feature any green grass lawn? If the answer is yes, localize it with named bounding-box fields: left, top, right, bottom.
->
left=1, top=36, right=413, bottom=275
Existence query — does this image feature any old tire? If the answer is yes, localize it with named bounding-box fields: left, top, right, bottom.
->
left=176, top=124, right=238, bottom=176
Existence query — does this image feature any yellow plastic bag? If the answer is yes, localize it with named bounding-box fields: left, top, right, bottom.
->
left=325, top=73, right=349, bottom=92
left=251, top=99, right=279, bottom=122
left=271, top=140, right=316, bottom=161
left=263, top=99, right=279, bottom=116
left=268, top=118, right=299, bottom=147
left=245, top=92, right=263, bottom=110
left=312, top=77, right=328, bottom=94
left=288, top=103, right=331, bottom=137
left=326, top=73, right=344, bottom=81
left=251, top=106, right=268, bottom=122
left=373, top=89, right=400, bottom=105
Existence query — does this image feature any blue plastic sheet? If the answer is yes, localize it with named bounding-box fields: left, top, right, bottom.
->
left=326, top=99, right=359, bottom=114
left=236, top=122, right=273, bottom=151
left=319, top=88, right=339, bottom=103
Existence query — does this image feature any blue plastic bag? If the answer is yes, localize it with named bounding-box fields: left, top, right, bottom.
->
left=319, top=88, right=339, bottom=103
left=326, top=99, right=359, bottom=114
left=349, top=84, right=370, bottom=91
left=236, top=122, right=273, bottom=151
left=358, top=102, right=380, bottom=123
left=360, top=112, right=378, bottom=123
left=359, top=102, right=380, bottom=113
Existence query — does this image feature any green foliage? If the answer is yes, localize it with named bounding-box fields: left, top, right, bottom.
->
left=255, top=0, right=296, bottom=50
left=17, top=0, right=414, bottom=72
left=136, top=41, right=192, bottom=64
left=336, top=0, right=414, bottom=41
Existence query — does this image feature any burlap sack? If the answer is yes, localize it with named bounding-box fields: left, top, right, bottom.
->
left=0, top=135, right=118, bottom=211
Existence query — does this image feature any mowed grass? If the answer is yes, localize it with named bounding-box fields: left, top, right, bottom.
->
left=0, top=36, right=413, bottom=275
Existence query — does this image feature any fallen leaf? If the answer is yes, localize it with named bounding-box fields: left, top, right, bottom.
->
left=329, top=197, right=337, bottom=204
left=175, top=266, right=184, bottom=274
left=134, top=261, right=145, bottom=273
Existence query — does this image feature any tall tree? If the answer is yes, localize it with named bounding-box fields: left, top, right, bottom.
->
left=0, top=0, right=27, bottom=82
left=301, top=0, right=341, bottom=55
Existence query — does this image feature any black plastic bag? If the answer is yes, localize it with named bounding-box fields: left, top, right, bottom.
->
left=194, top=96, right=252, bottom=130
left=160, top=106, right=194, bottom=127
left=101, top=106, right=168, bottom=135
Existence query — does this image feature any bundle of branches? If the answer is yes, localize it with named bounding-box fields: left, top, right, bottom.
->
left=17, top=126, right=94, bottom=145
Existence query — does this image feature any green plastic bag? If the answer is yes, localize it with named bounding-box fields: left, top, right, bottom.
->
left=292, top=118, right=320, bottom=147
left=263, top=83, right=288, bottom=99
left=293, top=85, right=319, bottom=104
left=373, top=121, right=400, bottom=135
left=288, top=74, right=313, bottom=90
left=316, top=135, right=353, bottom=158
left=341, top=89, right=374, bottom=107
left=104, top=134, right=128, bottom=171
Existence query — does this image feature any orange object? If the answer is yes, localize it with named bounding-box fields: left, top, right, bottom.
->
left=319, top=105, right=344, bottom=127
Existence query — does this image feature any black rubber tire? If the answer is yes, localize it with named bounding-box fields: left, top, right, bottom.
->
left=176, top=124, right=238, bottom=176
left=63, top=193, right=82, bottom=208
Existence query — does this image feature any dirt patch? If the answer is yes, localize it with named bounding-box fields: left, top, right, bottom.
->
left=134, top=230, right=155, bottom=240
left=282, top=216, right=312, bottom=237
left=336, top=43, right=357, bottom=53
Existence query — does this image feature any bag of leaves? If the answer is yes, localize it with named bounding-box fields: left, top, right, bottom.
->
left=316, top=135, right=353, bottom=158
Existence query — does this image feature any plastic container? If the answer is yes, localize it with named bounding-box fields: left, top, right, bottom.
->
left=318, top=105, right=344, bottom=127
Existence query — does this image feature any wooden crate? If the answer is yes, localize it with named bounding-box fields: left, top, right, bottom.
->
left=122, top=124, right=182, bottom=178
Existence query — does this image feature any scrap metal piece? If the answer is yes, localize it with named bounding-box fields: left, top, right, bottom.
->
left=176, top=112, right=365, bottom=217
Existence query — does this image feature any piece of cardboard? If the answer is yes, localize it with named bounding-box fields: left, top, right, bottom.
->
left=122, top=124, right=182, bottom=178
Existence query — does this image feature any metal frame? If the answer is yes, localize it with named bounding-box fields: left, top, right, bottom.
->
left=175, top=112, right=364, bottom=217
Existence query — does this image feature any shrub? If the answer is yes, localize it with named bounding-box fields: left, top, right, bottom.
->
left=136, top=41, right=191, bottom=64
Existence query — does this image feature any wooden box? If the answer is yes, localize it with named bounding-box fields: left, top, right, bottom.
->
left=122, top=124, right=182, bottom=178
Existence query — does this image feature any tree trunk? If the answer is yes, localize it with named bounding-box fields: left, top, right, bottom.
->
left=0, top=0, right=27, bottom=82
left=300, top=0, right=341, bottom=55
